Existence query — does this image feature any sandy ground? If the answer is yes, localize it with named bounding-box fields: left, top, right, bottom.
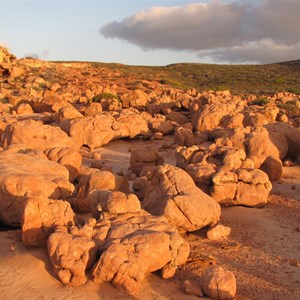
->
left=0, top=137, right=299, bottom=300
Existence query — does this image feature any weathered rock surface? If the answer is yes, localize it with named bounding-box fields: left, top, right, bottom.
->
left=130, top=148, right=164, bottom=176
left=44, top=147, right=82, bottom=182
left=47, top=221, right=97, bottom=286
left=2, top=119, right=77, bottom=151
left=74, top=168, right=129, bottom=213
left=210, top=168, right=272, bottom=207
left=92, top=210, right=190, bottom=295
left=202, top=266, right=237, bottom=299
left=22, top=191, right=76, bottom=246
left=0, top=147, right=74, bottom=225
left=207, top=224, right=231, bottom=241
left=133, top=164, right=221, bottom=233
left=66, top=114, right=115, bottom=149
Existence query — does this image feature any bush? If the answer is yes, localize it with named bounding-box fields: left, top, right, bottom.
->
left=250, top=98, right=269, bottom=106
left=90, top=92, right=120, bottom=103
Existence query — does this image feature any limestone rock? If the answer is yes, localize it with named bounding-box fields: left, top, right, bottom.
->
left=21, top=191, right=76, bottom=246
left=44, top=147, right=82, bottom=182
left=207, top=224, right=231, bottom=240
left=202, top=266, right=237, bottom=299
left=75, top=168, right=129, bottom=213
left=92, top=210, right=190, bottom=295
left=133, top=164, right=221, bottom=233
left=2, top=119, right=77, bottom=151
left=259, top=156, right=283, bottom=181
left=130, top=148, right=164, bottom=176
left=0, top=147, right=74, bottom=225
left=47, top=223, right=97, bottom=286
left=67, top=114, right=115, bottom=149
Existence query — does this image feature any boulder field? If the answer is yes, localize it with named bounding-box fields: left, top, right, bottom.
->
left=0, top=47, right=300, bottom=299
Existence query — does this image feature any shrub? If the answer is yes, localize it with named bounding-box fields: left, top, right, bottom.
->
left=250, top=98, right=269, bottom=106
left=90, top=92, right=120, bottom=103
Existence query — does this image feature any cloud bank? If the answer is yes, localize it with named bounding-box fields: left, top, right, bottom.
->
left=100, top=0, right=300, bottom=63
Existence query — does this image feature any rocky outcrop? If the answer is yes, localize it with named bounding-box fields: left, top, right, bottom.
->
left=133, top=164, right=221, bottom=233
left=0, top=146, right=74, bottom=225
left=2, top=119, right=77, bottom=151
left=74, top=168, right=129, bottom=213
left=21, top=191, right=76, bottom=246
left=44, top=147, right=82, bottom=182
left=92, top=210, right=190, bottom=295
left=210, top=168, right=272, bottom=207
left=47, top=220, right=97, bottom=286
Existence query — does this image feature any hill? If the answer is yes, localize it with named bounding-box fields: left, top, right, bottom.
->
left=88, top=60, right=300, bottom=96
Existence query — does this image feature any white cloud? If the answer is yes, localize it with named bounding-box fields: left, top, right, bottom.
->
left=100, top=0, right=300, bottom=63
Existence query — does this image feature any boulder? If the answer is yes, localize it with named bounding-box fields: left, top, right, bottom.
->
left=2, top=119, right=77, bottom=151
left=260, top=156, right=283, bottom=181
left=47, top=222, right=97, bottom=286
left=148, top=115, right=174, bottom=135
left=111, top=108, right=150, bottom=139
left=133, top=164, right=221, bottom=233
left=92, top=210, right=190, bottom=295
left=207, top=224, right=231, bottom=240
left=44, top=147, right=82, bottom=182
left=74, top=168, right=129, bottom=213
left=55, top=106, right=83, bottom=123
left=21, top=191, right=76, bottom=246
left=210, top=168, right=272, bottom=207
left=130, top=148, right=164, bottom=176
left=246, top=123, right=300, bottom=168
left=32, top=96, right=71, bottom=113
left=0, top=147, right=74, bottom=225
left=174, top=126, right=208, bottom=147
left=67, top=114, right=115, bottom=149
left=192, top=99, right=245, bottom=131
left=202, top=266, right=237, bottom=299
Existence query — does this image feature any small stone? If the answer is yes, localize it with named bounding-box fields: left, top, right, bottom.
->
left=92, top=152, right=102, bottom=160
left=207, top=224, right=231, bottom=241
left=183, top=279, right=204, bottom=297
left=153, top=132, right=164, bottom=140
left=202, top=265, right=236, bottom=299
left=10, top=244, right=15, bottom=251
left=283, top=159, right=294, bottom=167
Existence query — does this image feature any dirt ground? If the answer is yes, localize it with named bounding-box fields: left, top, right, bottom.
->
left=0, top=137, right=299, bottom=300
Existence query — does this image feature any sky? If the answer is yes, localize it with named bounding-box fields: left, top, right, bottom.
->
left=0, top=0, right=299, bottom=66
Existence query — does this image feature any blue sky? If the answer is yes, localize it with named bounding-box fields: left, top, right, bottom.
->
left=1, top=0, right=299, bottom=65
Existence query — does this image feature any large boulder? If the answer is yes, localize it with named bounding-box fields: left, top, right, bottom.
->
left=210, top=168, right=272, bottom=207
left=44, top=147, right=82, bottom=182
left=246, top=123, right=300, bottom=168
left=111, top=108, right=150, bottom=139
left=0, top=146, right=74, bottom=225
left=32, top=96, right=71, bottom=113
left=174, top=126, right=208, bottom=147
left=133, top=164, right=221, bottom=233
left=2, top=119, right=77, bottom=151
left=21, top=191, right=76, bottom=246
left=74, top=168, right=129, bottom=213
left=66, top=114, right=115, bottom=149
left=92, top=210, right=190, bottom=295
left=192, top=98, right=246, bottom=131
left=47, top=221, right=97, bottom=286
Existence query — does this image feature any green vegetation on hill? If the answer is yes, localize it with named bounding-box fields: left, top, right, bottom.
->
left=91, top=60, right=300, bottom=96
